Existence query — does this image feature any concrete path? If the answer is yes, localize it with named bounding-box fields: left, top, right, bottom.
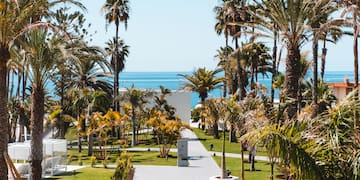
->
left=210, top=152, right=271, bottom=162
left=133, top=129, right=221, bottom=180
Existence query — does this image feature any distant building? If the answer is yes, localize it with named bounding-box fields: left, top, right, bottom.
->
left=328, top=78, right=355, bottom=101
left=119, top=89, right=191, bottom=123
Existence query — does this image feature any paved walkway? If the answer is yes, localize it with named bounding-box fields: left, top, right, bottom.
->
left=133, top=129, right=221, bottom=180
left=210, top=152, right=271, bottom=162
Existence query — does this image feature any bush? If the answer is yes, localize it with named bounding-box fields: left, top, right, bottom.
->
left=67, top=153, right=73, bottom=165
left=78, top=154, right=83, bottom=166
left=112, top=151, right=133, bottom=180
left=90, top=156, right=96, bottom=168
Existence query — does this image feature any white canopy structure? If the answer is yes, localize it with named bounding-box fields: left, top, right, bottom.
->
left=8, top=139, right=67, bottom=178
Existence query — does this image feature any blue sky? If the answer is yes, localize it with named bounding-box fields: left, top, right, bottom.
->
left=81, top=0, right=354, bottom=72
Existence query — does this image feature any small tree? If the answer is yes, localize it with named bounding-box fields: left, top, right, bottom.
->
left=112, top=151, right=133, bottom=180
left=147, top=111, right=188, bottom=158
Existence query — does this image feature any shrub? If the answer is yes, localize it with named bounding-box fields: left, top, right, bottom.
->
left=78, top=154, right=82, bottom=166
left=90, top=156, right=96, bottom=167
left=67, top=153, right=73, bottom=165
left=112, top=151, right=133, bottom=180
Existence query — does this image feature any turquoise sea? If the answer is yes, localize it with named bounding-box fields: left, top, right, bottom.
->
left=118, top=71, right=356, bottom=108
left=10, top=71, right=354, bottom=108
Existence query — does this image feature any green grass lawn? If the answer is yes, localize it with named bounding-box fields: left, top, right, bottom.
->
left=192, top=128, right=240, bottom=154
left=45, top=167, right=114, bottom=180
left=50, top=149, right=177, bottom=179
left=192, top=128, right=268, bottom=156
left=67, top=149, right=177, bottom=166
left=213, top=156, right=278, bottom=179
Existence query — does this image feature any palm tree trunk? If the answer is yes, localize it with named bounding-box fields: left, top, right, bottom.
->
left=285, top=44, right=301, bottom=119
left=236, top=38, right=246, bottom=100
left=59, top=74, right=65, bottom=138
left=241, top=142, right=245, bottom=180
left=320, top=35, right=327, bottom=81
left=131, top=108, right=136, bottom=146
left=223, top=36, right=229, bottom=98
left=9, top=70, right=14, bottom=98
left=223, top=80, right=227, bottom=98
left=213, top=121, right=219, bottom=139
left=78, top=115, right=82, bottom=153
left=221, top=123, right=227, bottom=178
left=201, top=97, right=206, bottom=131
left=312, top=33, right=319, bottom=118
left=114, top=23, right=120, bottom=112
left=353, top=13, right=359, bottom=134
left=16, top=67, right=21, bottom=97
left=88, top=132, right=93, bottom=156
left=271, top=29, right=277, bottom=104
left=18, top=105, right=25, bottom=142
left=0, top=45, right=10, bottom=178
left=229, top=124, right=237, bottom=143
left=30, top=85, right=44, bottom=180
left=250, top=146, right=255, bottom=171
left=19, top=69, right=27, bottom=142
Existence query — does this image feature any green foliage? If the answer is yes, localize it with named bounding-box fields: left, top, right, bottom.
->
left=178, top=68, right=224, bottom=101
left=66, top=149, right=177, bottom=166
left=147, top=111, right=189, bottom=158
left=78, top=154, right=83, bottom=166
left=112, top=151, right=133, bottom=180
left=90, top=156, right=96, bottom=168
left=65, top=127, right=78, bottom=141
left=213, top=156, right=279, bottom=179
left=191, top=108, right=201, bottom=122
left=47, top=167, right=114, bottom=180
left=67, top=153, right=73, bottom=165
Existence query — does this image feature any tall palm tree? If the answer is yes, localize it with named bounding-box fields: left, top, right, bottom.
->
left=20, top=29, right=64, bottom=180
left=205, top=98, right=228, bottom=178
left=340, top=0, right=360, bottom=135
left=319, top=26, right=343, bottom=81
left=179, top=68, right=224, bottom=130
left=241, top=41, right=272, bottom=92
left=102, top=0, right=130, bottom=112
left=214, top=1, right=233, bottom=98
left=70, top=42, right=112, bottom=95
left=310, top=0, right=338, bottom=117
left=215, top=46, right=235, bottom=97
left=105, top=37, right=129, bottom=107
left=253, top=0, right=315, bottom=119
left=226, top=0, right=250, bottom=100
left=0, top=0, right=49, bottom=177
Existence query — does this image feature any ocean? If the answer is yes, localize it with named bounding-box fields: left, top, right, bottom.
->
left=9, top=71, right=354, bottom=108
left=118, top=71, right=356, bottom=108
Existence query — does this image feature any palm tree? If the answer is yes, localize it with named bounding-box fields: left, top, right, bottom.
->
left=0, top=1, right=49, bottom=176
left=85, top=90, right=110, bottom=156
left=252, top=0, right=315, bottom=119
left=119, top=86, right=153, bottom=146
left=242, top=91, right=360, bottom=179
left=215, top=46, right=235, bottom=97
left=179, top=68, right=224, bottom=130
left=105, top=37, right=129, bottom=110
left=340, top=1, right=360, bottom=135
left=102, top=0, right=130, bottom=112
left=226, top=0, right=249, bottom=100
left=153, top=85, right=176, bottom=120
left=70, top=41, right=112, bottom=96
left=319, top=26, right=343, bottom=81
left=20, top=29, right=64, bottom=180
left=205, top=98, right=229, bottom=178
left=310, top=0, right=339, bottom=117
left=241, top=41, right=272, bottom=93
